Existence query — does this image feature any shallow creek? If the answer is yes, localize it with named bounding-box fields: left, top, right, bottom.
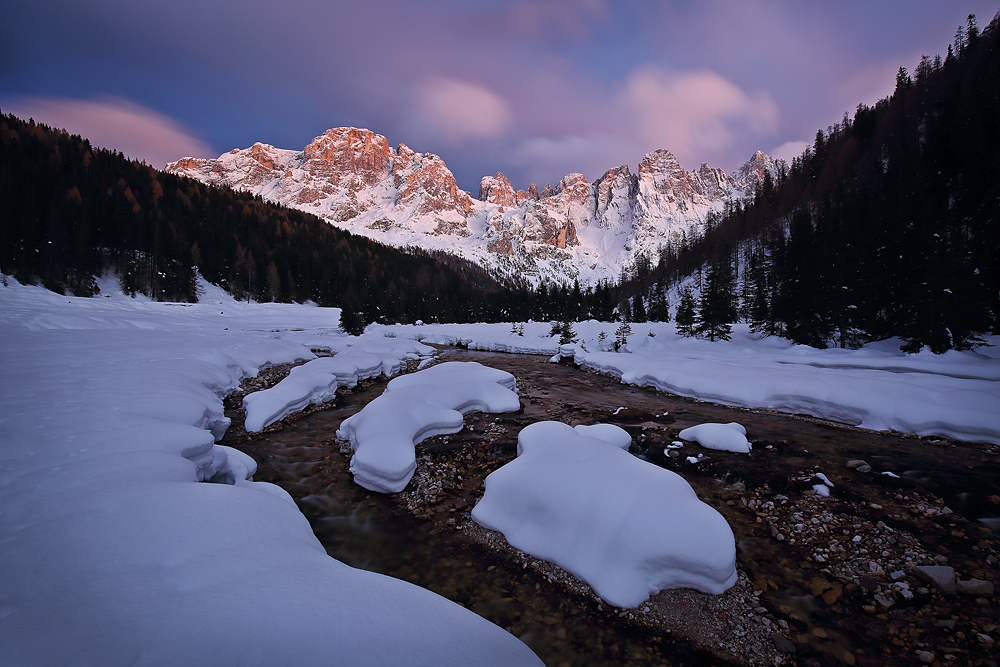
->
left=223, top=348, right=1000, bottom=667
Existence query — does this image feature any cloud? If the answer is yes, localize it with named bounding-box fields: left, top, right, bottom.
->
left=510, top=134, right=638, bottom=186
left=493, top=0, right=608, bottom=40
left=624, top=66, right=779, bottom=164
left=770, top=140, right=809, bottom=164
left=414, top=78, right=512, bottom=143
left=0, top=96, right=214, bottom=168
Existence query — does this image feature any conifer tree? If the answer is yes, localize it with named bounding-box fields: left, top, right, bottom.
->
left=558, top=317, right=578, bottom=345
left=648, top=282, right=670, bottom=322
left=695, top=256, right=737, bottom=341
left=631, top=293, right=647, bottom=323
left=339, top=306, right=365, bottom=336
left=614, top=319, right=631, bottom=351
left=675, top=287, right=697, bottom=337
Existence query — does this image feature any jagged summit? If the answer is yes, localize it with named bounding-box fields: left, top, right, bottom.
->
left=166, top=128, right=784, bottom=286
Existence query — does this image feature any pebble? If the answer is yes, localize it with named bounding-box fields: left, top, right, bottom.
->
left=918, top=651, right=935, bottom=663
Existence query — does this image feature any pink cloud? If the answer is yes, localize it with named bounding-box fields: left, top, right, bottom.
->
left=624, top=66, right=779, bottom=166
left=510, top=134, right=639, bottom=187
left=770, top=140, right=809, bottom=164
left=413, top=78, right=512, bottom=143
left=0, top=96, right=214, bottom=168
left=492, top=0, right=608, bottom=39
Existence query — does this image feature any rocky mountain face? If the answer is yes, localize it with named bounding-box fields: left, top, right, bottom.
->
left=166, top=128, right=783, bottom=286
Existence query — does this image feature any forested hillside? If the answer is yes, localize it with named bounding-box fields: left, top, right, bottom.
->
left=624, top=12, right=1000, bottom=352
left=0, top=112, right=520, bottom=323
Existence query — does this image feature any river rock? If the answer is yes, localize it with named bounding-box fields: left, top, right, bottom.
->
left=771, top=632, right=796, bottom=654
left=911, top=565, right=956, bottom=596
left=956, top=579, right=994, bottom=596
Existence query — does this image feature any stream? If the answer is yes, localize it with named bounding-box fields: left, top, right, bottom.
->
left=222, top=348, right=1000, bottom=667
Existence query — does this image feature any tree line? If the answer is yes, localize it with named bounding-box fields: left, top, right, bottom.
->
left=616, top=11, right=999, bottom=352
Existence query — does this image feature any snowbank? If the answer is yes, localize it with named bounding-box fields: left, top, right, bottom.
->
left=337, top=361, right=520, bottom=492
left=472, top=421, right=737, bottom=608
left=373, top=321, right=1000, bottom=445
left=243, top=338, right=434, bottom=431
left=678, top=422, right=751, bottom=453
left=0, top=278, right=541, bottom=667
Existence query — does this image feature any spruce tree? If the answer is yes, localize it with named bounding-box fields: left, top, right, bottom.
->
left=695, top=256, right=737, bottom=341
left=648, top=282, right=670, bottom=322
left=675, top=287, right=697, bottom=336
left=631, top=293, right=647, bottom=323
left=614, top=319, right=631, bottom=351
left=339, top=306, right=365, bottom=336
left=558, top=318, right=578, bottom=345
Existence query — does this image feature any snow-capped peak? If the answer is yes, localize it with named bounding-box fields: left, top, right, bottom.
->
left=166, top=129, right=785, bottom=286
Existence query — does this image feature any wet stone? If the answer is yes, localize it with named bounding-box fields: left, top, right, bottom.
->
left=771, top=632, right=796, bottom=654
left=912, top=565, right=956, bottom=596
left=956, top=579, right=994, bottom=597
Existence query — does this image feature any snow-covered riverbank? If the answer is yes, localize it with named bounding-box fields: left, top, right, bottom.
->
left=369, top=321, right=1000, bottom=445
left=0, top=278, right=542, bottom=666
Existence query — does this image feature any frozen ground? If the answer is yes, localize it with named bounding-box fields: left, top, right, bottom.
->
left=0, top=277, right=542, bottom=667
left=370, top=321, right=1000, bottom=445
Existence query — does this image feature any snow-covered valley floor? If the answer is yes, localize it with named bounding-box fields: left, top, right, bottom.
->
left=368, top=320, right=1000, bottom=446
left=2, top=276, right=999, bottom=666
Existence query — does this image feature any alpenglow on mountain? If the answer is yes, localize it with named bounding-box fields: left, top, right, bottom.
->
left=166, top=127, right=784, bottom=286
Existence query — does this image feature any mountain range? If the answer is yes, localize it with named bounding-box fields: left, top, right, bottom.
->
left=166, top=127, right=783, bottom=286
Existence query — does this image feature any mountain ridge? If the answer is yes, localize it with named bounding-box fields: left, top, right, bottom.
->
left=167, top=128, right=784, bottom=286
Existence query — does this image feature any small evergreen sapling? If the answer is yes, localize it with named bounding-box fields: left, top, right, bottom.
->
left=558, top=318, right=578, bottom=345
left=614, top=319, right=631, bottom=351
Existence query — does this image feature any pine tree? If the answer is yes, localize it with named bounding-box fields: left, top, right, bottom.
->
left=549, top=320, right=562, bottom=337
left=675, top=287, right=697, bottom=336
left=648, top=282, right=670, bottom=322
left=339, top=306, right=365, bottom=336
left=695, top=256, right=737, bottom=341
left=631, top=292, right=647, bottom=323
left=614, top=319, right=632, bottom=351
left=619, top=297, right=631, bottom=323
left=558, top=318, right=578, bottom=345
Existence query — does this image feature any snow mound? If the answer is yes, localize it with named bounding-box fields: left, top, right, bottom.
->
left=243, top=338, right=433, bottom=431
left=678, top=422, right=751, bottom=453
left=472, top=421, right=738, bottom=608
left=337, top=362, right=520, bottom=493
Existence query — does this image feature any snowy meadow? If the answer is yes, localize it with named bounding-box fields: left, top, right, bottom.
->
left=2, top=276, right=999, bottom=666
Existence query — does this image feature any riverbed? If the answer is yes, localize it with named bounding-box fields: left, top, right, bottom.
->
left=222, top=348, right=1000, bottom=667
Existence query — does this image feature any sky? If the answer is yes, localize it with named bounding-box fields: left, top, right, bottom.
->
left=2, top=1, right=996, bottom=193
